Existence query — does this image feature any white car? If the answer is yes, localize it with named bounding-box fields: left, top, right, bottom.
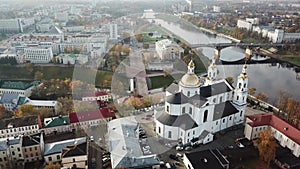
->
left=176, top=146, right=183, bottom=151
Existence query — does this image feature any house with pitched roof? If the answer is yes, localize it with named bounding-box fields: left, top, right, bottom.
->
left=108, top=117, right=160, bottom=169
left=69, top=108, right=115, bottom=130
left=44, top=137, right=86, bottom=163
left=0, top=115, right=42, bottom=139
left=42, top=115, right=70, bottom=135
left=0, top=80, right=40, bottom=97
left=61, top=142, right=88, bottom=169
left=244, top=113, right=300, bottom=157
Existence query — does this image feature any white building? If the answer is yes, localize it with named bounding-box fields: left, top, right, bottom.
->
left=56, top=53, right=88, bottom=65
left=155, top=39, right=184, bottom=60
left=109, top=23, right=118, bottom=40
left=244, top=113, right=300, bottom=157
left=0, top=80, right=40, bottom=97
left=213, top=6, right=221, bottom=13
left=237, top=19, right=253, bottom=31
left=0, top=19, right=23, bottom=33
left=24, top=47, right=53, bottom=63
left=0, top=115, right=41, bottom=139
left=44, top=137, right=87, bottom=163
left=61, top=142, right=88, bottom=169
left=81, top=91, right=110, bottom=101
left=108, top=117, right=160, bottom=169
left=0, top=136, right=24, bottom=169
left=154, top=60, right=248, bottom=145
left=246, top=18, right=259, bottom=25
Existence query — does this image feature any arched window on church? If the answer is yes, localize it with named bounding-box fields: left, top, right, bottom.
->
left=189, top=107, right=192, bottom=115
left=187, top=91, right=190, bottom=97
left=239, top=83, right=241, bottom=89
left=244, top=83, right=246, bottom=88
left=219, top=96, right=222, bottom=103
left=237, top=96, right=239, bottom=101
left=182, top=107, right=185, bottom=114
left=203, top=110, right=208, bottom=123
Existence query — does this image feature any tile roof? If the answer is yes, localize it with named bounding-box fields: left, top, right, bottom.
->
left=184, top=149, right=229, bottom=169
left=44, top=115, right=69, bottom=128
left=0, top=115, right=40, bottom=130
left=22, top=133, right=42, bottom=147
left=0, top=80, right=39, bottom=90
left=82, top=91, right=108, bottom=98
left=156, top=111, right=198, bottom=130
left=166, top=92, right=189, bottom=104
left=200, top=81, right=232, bottom=98
left=62, top=142, right=87, bottom=158
left=44, top=137, right=86, bottom=156
left=246, top=113, right=300, bottom=145
left=69, top=108, right=116, bottom=123
left=213, top=101, right=239, bottom=121
left=0, top=93, right=19, bottom=104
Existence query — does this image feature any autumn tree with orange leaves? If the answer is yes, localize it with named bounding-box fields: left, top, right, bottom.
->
left=254, top=127, right=278, bottom=169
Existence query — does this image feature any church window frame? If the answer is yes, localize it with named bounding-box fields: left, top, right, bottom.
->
left=239, top=83, right=242, bottom=89
left=166, top=105, right=169, bottom=112
left=219, top=96, right=222, bottom=103
left=182, top=107, right=186, bottom=114
left=187, top=91, right=190, bottom=97
left=168, top=131, right=172, bottom=138
left=203, top=110, right=208, bottom=123
left=189, top=107, right=192, bottom=115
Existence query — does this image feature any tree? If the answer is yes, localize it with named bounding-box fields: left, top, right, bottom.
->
left=286, top=98, right=298, bottom=119
left=254, top=127, right=278, bottom=169
left=57, top=96, right=74, bottom=115
left=15, top=104, right=38, bottom=117
left=248, top=88, right=256, bottom=96
left=44, top=162, right=61, bottom=169
left=0, top=106, right=10, bottom=120
left=39, top=107, right=52, bottom=121
left=121, top=45, right=130, bottom=56
left=34, top=71, right=44, bottom=80
left=277, top=90, right=291, bottom=113
left=256, top=92, right=268, bottom=102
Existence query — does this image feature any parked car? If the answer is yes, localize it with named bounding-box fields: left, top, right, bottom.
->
left=176, top=146, right=183, bottom=151
left=176, top=153, right=183, bottom=158
left=185, top=146, right=192, bottom=151
left=166, top=163, right=171, bottom=169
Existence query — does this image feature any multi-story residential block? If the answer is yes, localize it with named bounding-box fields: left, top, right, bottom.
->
left=0, top=115, right=41, bottom=139
left=0, top=80, right=40, bottom=97
left=237, top=19, right=253, bottom=31
left=23, top=47, right=53, bottom=64
left=0, top=136, right=24, bottom=169
left=22, top=133, right=44, bottom=163
left=244, top=113, right=300, bottom=157
left=155, top=39, right=184, bottom=60
left=44, top=137, right=87, bottom=163
left=0, top=19, right=23, bottom=33
left=109, top=23, right=118, bottom=40
left=61, top=141, right=88, bottom=169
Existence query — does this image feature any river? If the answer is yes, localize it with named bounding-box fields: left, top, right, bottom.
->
left=144, top=13, right=300, bottom=103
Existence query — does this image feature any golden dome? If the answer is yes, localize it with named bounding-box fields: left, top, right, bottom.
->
left=180, top=73, right=200, bottom=87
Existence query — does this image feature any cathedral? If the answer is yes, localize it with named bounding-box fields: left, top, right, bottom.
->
left=154, top=59, right=249, bottom=145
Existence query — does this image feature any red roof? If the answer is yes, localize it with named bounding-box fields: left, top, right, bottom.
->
left=82, top=91, right=108, bottom=98
left=246, top=113, right=300, bottom=145
left=69, top=108, right=115, bottom=123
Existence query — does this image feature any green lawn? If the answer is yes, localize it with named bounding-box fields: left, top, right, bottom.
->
left=0, top=65, right=113, bottom=88
left=279, top=57, right=300, bottom=66
left=149, top=75, right=175, bottom=89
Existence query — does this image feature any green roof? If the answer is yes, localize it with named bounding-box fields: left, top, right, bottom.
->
left=17, top=97, right=26, bottom=105
left=0, top=80, right=40, bottom=90
left=44, top=116, right=70, bottom=128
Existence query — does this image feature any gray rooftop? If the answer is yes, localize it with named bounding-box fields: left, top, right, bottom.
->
left=156, top=111, right=198, bottom=130
left=0, top=93, right=19, bottom=104
left=44, top=137, right=86, bottom=156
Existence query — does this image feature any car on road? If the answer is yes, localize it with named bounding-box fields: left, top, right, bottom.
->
left=176, top=153, right=183, bottom=159
left=175, top=146, right=183, bottom=151
left=166, top=163, right=171, bottom=169
left=185, top=146, right=192, bottom=151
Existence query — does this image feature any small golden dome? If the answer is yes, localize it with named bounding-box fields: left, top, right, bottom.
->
left=243, top=64, right=247, bottom=69
left=188, top=60, right=194, bottom=68
left=180, top=73, right=200, bottom=87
